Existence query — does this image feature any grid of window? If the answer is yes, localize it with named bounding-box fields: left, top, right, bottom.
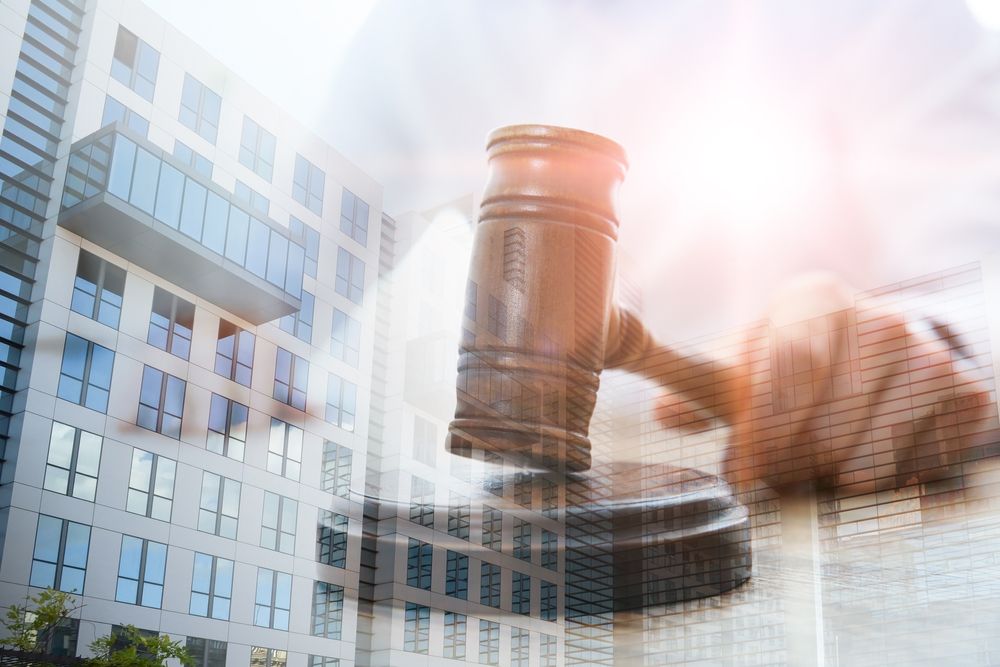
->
left=186, top=638, right=227, bottom=667
left=406, top=538, right=432, bottom=590
left=207, top=394, right=249, bottom=461
left=43, top=421, right=101, bottom=502
left=484, top=451, right=503, bottom=496
left=174, top=140, right=212, bottom=177
left=480, top=563, right=501, bottom=608
left=448, top=493, right=470, bottom=539
left=190, top=553, right=233, bottom=620
left=214, top=320, right=254, bottom=386
left=487, top=295, right=507, bottom=341
left=514, top=519, right=532, bottom=562
left=116, top=535, right=166, bottom=608
left=326, top=373, right=357, bottom=431
left=514, top=472, right=532, bottom=508
left=541, top=634, right=557, bottom=667
left=235, top=180, right=270, bottom=216
left=198, top=472, right=240, bottom=539
left=483, top=506, right=502, bottom=552
left=250, top=648, right=286, bottom=667
left=311, top=581, right=344, bottom=639
left=71, top=249, right=124, bottom=328
left=102, top=95, right=149, bottom=136
left=330, top=308, right=361, bottom=367
left=111, top=26, right=158, bottom=100
left=254, top=569, right=291, bottom=630
left=126, top=449, right=175, bottom=521
left=479, top=620, right=500, bottom=666
left=279, top=290, right=313, bottom=343
left=308, top=657, right=338, bottom=667
left=179, top=73, right=221, bottom=143
left=446, top=550, right=468, bottom=600
left=321, top=440, right=352, bottom=497
left=339, top=189, right=369, bottom=246
left=335, top=247, right=364, bottom=304
left=239, top=116, right=276, bottom=181
left=261, top=492, right=297, bottom=554
left=57, top=333, right=113, bottom=412
left=444, top=612, right=467, bottom=660
left=412, top=415, right=437, bottom=466
left=513, top=572, right=530, bottom=616
left=293, top=154, right=325, bottom=215
left=267, top=418, right=303, bottom=481
left=29, top=516, right=90, bottom=593
left=542, top=529, right=558, bottom=570
left=512, top=628, right=530, bottom=667
left=542, top=479, right=559, bottom=518
left=274, top=348, right=308, bottom=411
left=137, top=366, right=186, bottom=439
left=148, top=287, right=194, bottom=359
left=541, top=580, right=557, bottom=621
left=465, top=280, right=478, bottom=321
left=409, top=476, right=434, bottom=527
left=317, top=510, right=348, bottom=568
left=403, top=603, right=429, bottom=654
left=290, top=216, right=320, bottom=279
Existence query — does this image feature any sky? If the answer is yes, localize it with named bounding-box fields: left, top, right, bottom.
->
left=143, top=0, right=1000, bottom=341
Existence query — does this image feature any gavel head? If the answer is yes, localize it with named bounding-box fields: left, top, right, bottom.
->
left=446, top=125, right=629, bottom=472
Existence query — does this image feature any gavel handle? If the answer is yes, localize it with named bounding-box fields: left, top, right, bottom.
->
left=604, top=306, right=746, bottom=424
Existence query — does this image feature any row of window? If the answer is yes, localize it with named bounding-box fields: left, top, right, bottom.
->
left=30, top=514, right=346, bottom=634
left=111, top=26, right=370, bottom=246
left=405, top=538, right=558, bottom=621
left=403, top=604, right=558, bottom=666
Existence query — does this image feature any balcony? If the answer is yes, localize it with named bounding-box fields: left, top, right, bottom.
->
left=59, top=125, right=303, bottom=324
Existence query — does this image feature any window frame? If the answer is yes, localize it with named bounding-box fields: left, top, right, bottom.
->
left=198, top=471, right=240, bottom=539
left=147, top=287, right=194, bottom=360
left=334, top=247, right=364, bottom=305
left=207, top=393, right=249, bottom=461
left=43, top=421, right=102, bottom=502
left=110, top=25, right=159, bottom=101
left=403, top=602, right=430, bottom=654
left=445, top=550, right=468, bottom=600
left=70, top=249, right=125, bottom=328
left=115, top=535, right=167, bottom=608
left=137, top=365, right=186, bottom=439
left=338, top=189, right=368, bottom=246
left=330, top=308, right=361, bottom=367
left=273, top=347, right=308, bottom=411
left=311, top=581, right=344, bottom=640
left=125, top=448, right=176, bottom=521
left=29, top=515, right=90, bottom=593
left=57, top=333, right=114, bottom=413
left=293, top=154, right=325, bottom=215
left=189, top=553, right=234, bottom=620
left=405, top=538, right=432, bottom=590
left=214, top=320, right=255, bottom=387
left=261, top=492, right=297, bottom=555
left=267, top=418, right=303, bottom=481
left=316, top=510, right=348, bottom=568
left=253, top=568, right=292, bottom=630
left=321, top=440, right=352, bottom=497
left=239, top=115, right=276, bottom=182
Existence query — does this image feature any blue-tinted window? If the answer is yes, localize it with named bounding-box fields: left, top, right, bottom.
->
left=317, top=510, right=347, bottom=568
left=179, top=74, right=221, bottom=144
left=239, top=117, right=275, bottom=182
left=406, top=538, right=432, bottom=590
left=274, top=348, right=308, bottom=411
left=514, top=519, right=532, bottom=562
left=512, top=628, right=530, bottom=667
left=116, top=535, right=167, bottom=608
left=246, top=217, right=270, bottom=278
left=111, top=26, right=159, bottom=101
left=542, top=529, right=558, bottom=570
left=403, top=603, right=429, bottom=654
left=448, top=493, right=470, bottom=540
left=254, top=568, right=291, bottom=630
left=311, top=582, right=344, bottom=640
left=339, top=189, right=369, bottom=246
left=198, top=471, right=240, bottom=539
left=130, top=146, right=159, bottom=214
left=325, top=373, right=356, bottom=431
left=261, top=492, right=297, bottom=555
left=179, top=178, right=207, bottom=241
left=190, top=553, right=233, bottom=620
left=44, top=422, right=102, bottom=502
left=541, top=580, right=557, bottom=621
left=126, top=448, right=176, bottom=521
left=279, top=290, right=313, bottom=343
left=235, top=180, right=269, bottom=216
left=174, top=140, right=213, bottom=178
left=512, top=572, right=530, bottom=615
left=479, top=620, right=499, bottom=666
left=147, top=287, right=194, bottom=360
left=321, top=441, right=351, bottom=498
left=30, top=515, right=90, bottom=593
left=71, top=249, right=124, bottom=328
left=289, top=216, right=319, bottom=278
left=224, top=208, right=249, bottom=265
left=443, top=612, right=466, bottom=660
left=483, top=506, right=502, bottom=552
left=409, top=476, right=434, bottom=527
left=267, top=418, right=303, bottom=481
left=154, top=162, right=184, bottom=229
left=136, top=365, right=185, bottom=440
left=480, top=563, right=500, bottom=608
left=102, top=96, right=149, bottom=137
left=203, top=191, right=229, bottom=253
left=57, top=334, right=113, bottom=412
left=214, top=320, right=254, bottom=387
left=445, top=550, right=468, bottom=600
left=330, top=308, right=360, bottom=367
left=207, top=393, right=249, bottom=461
left=335, top=247, right=364, bottom=304
left=293, top=154, right=324, bottom=215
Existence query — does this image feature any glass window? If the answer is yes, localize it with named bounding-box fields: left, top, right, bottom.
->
left=335, top=247, right=364, bottom=304
left=512, top=628, right=530, bottom=667
left=289, top=216, right=319, bottom=279
left=57, top=333, right=114, bottom=412
left=541, top=580, right=557, bottom=621
left=148, top=287, right=194, bottom=359
left=254, top=568, right=291, bottom=630
left=445, top=550, right=468, bottom=600
left=325, top=373, right=356, bottom=431
left=266, top=232, right=287, bottom=289
left=278, top=290, right=313, bottom=343
left=267, top=418, right=303, bottom=481
left=339, top=189, right=369, bottom=246
left=235, top=180, right=269, bottom=216
left=111, top=26, right=159, bottom=101
left=311, top=581, right=344, bottom=640
left=214, top=320, right=255, bottom=386
left=321, top=441, right=351, bottom=497
left=190, top=553, right=233, bottom=620
left=29, top=515, right=90, bottom=593
left=203, top=191, right=229, bottom=253
left=293, top=154, right=324, bottom=215
left=239, top=116, right=276, bottom=181
left=261, top=492, right=297, bottom=555
left=443, top=612, right=466, bottom=660
left=480, top=563, right=500, bottom=608
left=174, top=140, right=213, bottom=177
left=514, top=472, right=533, bottom=508
left=44, top=421, right=102, bottom=502
left=198, top=471, right=240, bottom=539
left=514, top=519, right=532, bottom=563
left=245, top=217, right=269, bottom=279
left=308, top=657, right=338, bottom=667
left=330, top=308, right=360, bottom=367
left=483, top=506, right=502, bottom=552
left=126, top=448, right=176, bottom=521
left=250, top=648, right=286, bottom=667
left=542, top=530, right=558, bottom=571
left=412, top=416, right=436, bottom=466
left=137, top=365, right=186, bottom=439
left=115, top=535, right=167, bottom=608
left=479, top=620, right=499, bottom=666
left=186, top=637, right=227, bottom=667
left=316, top=510, right=347, bottom=568
left=179, top=178, right=207, bottom=241
left=448, top=493, right=470, bottom=540
left=409, top=476, right=434, bottom=528
left=102, top=95, right=149, bottom=137
left=274, top=348, right=308, bottom=411
left=542, top=479, right=559, bottom=519
left=403, top=603, right=429, bottom=654
left=154, top=162, right=184, bottom=229
left=541, top=634, right=557, bottom=667
left=207, top=393, right=249, bottom=461
left=179, top=73, right=221, bottom=144
left=225, top=208, right=249, bottom=265
left=512, top=572, right=530, bottom=616
left=405, top=538, right=432, bottom=590
left=71, top=249, right=125, bottom=328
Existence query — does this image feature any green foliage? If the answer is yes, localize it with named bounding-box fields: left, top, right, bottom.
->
left=89, top=626, right=193, bottom=667
left=0, top=588, right=80, bottom=653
